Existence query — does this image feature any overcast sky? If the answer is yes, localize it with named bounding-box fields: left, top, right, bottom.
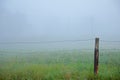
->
left=0, top=0, right=120, bottom=42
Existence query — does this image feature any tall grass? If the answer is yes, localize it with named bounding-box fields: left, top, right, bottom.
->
left=0, top=49, right=120, bottom=80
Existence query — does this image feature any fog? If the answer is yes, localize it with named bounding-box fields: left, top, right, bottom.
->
left=0, top=0, right=120, bottom=50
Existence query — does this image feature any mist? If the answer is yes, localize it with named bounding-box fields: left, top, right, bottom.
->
left=0, top=0, right=120, bottom=50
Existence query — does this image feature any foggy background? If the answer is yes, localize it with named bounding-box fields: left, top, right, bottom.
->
left=0, top=0, right=120, bottom=50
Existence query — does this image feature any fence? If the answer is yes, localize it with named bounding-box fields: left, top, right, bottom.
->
left=0, top=38, right=120, bottom=76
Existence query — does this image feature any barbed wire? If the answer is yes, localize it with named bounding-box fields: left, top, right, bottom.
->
left=100, top=48, right=120, bottom=50
left=100, top=40, right=120, bottom=43
left=0, top=38, right=94, bottom=44
left=0, top=38, right=120, bottom=44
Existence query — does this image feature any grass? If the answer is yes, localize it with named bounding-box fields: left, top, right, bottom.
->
left=0, top=49, right=120, bottom=80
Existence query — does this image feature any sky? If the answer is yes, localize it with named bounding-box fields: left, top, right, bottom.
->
left=0, top=0, right=120, bottom=42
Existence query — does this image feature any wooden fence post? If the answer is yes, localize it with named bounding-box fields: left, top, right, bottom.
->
left=94, top=38, right=99, bottom=75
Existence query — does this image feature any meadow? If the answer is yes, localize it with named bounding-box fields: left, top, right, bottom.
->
left=0, top=49, right=120, bottom=80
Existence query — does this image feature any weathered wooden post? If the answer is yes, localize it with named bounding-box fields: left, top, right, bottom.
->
left=94, top=38, right=99, bottom=75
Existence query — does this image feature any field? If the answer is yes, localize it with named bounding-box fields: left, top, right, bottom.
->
left=0, top=49, right=120, bottom=80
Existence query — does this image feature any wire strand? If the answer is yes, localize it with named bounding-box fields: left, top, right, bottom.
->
left=0, top=38, right=94, bottom=44
left=100, top=40, right=120, bottom=42
left=1, top=39, right=120, bottom=44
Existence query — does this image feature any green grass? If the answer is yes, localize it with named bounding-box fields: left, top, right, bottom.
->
left=0, top=49, right=120, bottom=80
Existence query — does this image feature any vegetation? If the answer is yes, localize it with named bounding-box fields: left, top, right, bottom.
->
left=0, top=49, right=120, bottom=80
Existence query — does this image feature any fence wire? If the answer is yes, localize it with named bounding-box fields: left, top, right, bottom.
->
left=0, top=38, right=94, bottom=44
